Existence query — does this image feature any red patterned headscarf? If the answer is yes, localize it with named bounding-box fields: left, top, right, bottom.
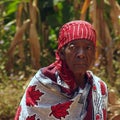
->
left=58, top=20, right=96, bottom=50
left=43, top=20, right=96, bottom=93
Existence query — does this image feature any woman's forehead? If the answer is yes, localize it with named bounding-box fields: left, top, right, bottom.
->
left=67, top=39, right=94, bottom=45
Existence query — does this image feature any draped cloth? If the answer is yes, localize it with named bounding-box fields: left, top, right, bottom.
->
left=15, top=69, right=108, bottom=120
left=15, top=20, right=108, bottom=120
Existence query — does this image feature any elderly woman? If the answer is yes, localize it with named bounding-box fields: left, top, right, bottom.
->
left=15, top=20, right=108, bottom=120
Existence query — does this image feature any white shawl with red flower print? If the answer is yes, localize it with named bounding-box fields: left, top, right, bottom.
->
left=15, top=70, right=108, bottom=120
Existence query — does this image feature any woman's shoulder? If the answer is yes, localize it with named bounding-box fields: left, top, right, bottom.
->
left=87, top=70, right=108, bottom=95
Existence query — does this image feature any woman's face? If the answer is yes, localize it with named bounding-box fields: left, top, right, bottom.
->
left=60, top=39, right=95, bottom=75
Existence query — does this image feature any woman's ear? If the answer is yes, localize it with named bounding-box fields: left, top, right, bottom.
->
left=58, top=48, right=65, bottom=60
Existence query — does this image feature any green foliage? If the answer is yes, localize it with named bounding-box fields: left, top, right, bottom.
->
left=0, top=0, right=120, bottom=119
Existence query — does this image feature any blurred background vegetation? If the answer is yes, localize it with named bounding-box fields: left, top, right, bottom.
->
left=0, top=0, right=120, bottom=119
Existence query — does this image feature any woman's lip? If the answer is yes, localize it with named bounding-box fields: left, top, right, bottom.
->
left=74, top=64, right=87, bottom=66
left=74, top=63, right=87, bottom=65
left=74, top=63, right=88, bottom=66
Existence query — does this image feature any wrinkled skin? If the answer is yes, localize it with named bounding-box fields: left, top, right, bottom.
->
left=59, top=39, right=96, bottom=87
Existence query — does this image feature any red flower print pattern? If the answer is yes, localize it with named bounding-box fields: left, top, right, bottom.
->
left=26, top=114, right=36, bottom=120
left=14, top=106, right=22, bottom=120
left=93, top=85, right=97, bottom=91
left=96, top=114, right=100, bottom=120
left=26, top=85, right=44, bottom=106
left=49, top=101, right=73, bottom=119
left=99, top=81, right=106, bottom=95
left=102, top=108, right=107, bottom=120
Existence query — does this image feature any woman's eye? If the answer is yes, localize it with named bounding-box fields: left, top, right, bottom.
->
left=87, top=46, right=93, bottom=50
left=69, top=44, right=76, bottom=50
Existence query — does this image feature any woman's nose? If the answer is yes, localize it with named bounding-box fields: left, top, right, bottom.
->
left=76, top=48, right=85, bottom=59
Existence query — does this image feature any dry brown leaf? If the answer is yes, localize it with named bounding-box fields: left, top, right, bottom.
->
left=29, top=0, right=40, bottom=69
left=16, top=3, right=25, bottom=62
left=109, top=0, right=120, bottom=35
left=108, top=89, right=118, bottom=105
left=108, top=105, right=120, bottom=113
left=80, top=0, right=91, bottom=20
left=7, top=19, right=30, bottom=55
left=81, top=0, right=91, bottom=14
left=16, top=3, right=24, bottom=28
left=111, top=114, right=120, bottom=120
left=6, top=19, right=30, bottom=71
left=29, top=23, right=40, bottom=69
left=29, top=0, right=38, bottom=24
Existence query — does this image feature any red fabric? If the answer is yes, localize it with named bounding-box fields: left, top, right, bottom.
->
left=49, top=101, right=73, bottom=119
left=58, top=20, right=96, bottom=50
left=26, top=85, right=44, bottom=106
left=43, top=69, right=94, bottom=119
left=14, top=106, right=21, bottom=120
left=26, top=114, right=36, bottom=120
left=84, top=85, right=93, bottom=120
left=99, top=80, right=106, bottom=95
left=103, top=108, right=107, bottom=120
left=14, top=70, right=107, bottom=120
